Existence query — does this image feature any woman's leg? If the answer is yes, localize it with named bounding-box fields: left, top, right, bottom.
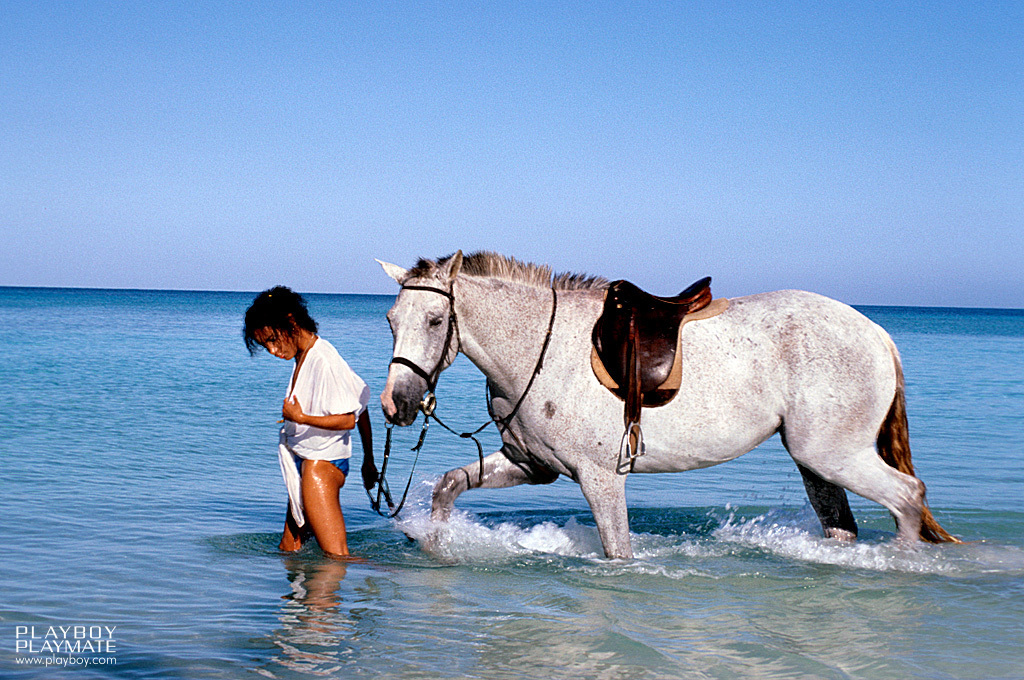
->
left=279, top=506, right=305, bottom=551
left=300, top=460, right=349, bottom=557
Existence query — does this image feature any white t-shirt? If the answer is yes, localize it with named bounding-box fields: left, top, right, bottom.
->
left=283, top=337, right=369, bottom=460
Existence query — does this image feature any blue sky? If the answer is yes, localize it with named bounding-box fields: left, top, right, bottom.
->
left=2, top=1, right=1021, bottom=306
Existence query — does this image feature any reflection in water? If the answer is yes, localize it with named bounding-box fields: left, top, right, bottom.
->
left=238, top=507, right=1024, bottom=680
left=263, top=557, right=354, bottom=677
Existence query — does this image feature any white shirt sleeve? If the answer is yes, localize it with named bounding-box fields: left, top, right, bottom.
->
left=314, top=354, right=370, bottom=417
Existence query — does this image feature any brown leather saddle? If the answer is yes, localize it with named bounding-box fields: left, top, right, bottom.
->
left=591, top=277, right=724, bottom=467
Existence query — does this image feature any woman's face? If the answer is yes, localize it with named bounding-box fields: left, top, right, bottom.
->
left=253, top=327, right=300, bottom=360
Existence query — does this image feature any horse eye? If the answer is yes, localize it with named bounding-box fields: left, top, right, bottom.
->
left=428, top=316, right=444, bottom=328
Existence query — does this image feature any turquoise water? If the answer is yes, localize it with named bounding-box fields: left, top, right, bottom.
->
left=1, top=287, right=1022, bottom=679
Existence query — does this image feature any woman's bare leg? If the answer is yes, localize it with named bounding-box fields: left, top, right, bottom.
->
left=301, top=460, right=349, bottom=557
left=279, top=506, right=305, bottom=551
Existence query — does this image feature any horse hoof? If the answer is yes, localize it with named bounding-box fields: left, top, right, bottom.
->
left=824, top=528, right=857, bottom=542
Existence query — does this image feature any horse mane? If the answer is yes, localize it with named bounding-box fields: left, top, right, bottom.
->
left=408, top=251, right=609, bottom=291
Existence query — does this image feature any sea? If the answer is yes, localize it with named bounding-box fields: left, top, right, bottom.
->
left=1, top=287, right=1022, bottom=680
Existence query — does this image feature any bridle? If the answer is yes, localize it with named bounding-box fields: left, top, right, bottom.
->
left=388, top=283, right=460, bottom=406
left=366, top=282, right=457, bottom=517
left=367, top=279, right=558, bottom=518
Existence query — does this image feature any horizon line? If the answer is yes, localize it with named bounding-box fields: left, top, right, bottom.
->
left=2, top=284, right=1022, bottom=313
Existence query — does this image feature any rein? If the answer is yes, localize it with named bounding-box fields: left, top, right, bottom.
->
left=366, top=282, right=558, bottom=518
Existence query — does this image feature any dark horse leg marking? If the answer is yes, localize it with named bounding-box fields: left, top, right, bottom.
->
left=797, top=464, right=858, bottom=540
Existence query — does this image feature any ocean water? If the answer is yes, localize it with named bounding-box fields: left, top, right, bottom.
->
left=1, top=287, right=1022, bottom=680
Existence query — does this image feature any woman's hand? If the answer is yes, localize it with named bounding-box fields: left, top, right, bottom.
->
left=282, top=395, right=305, bottom=424
left=361, top=461, right=379, bottom=490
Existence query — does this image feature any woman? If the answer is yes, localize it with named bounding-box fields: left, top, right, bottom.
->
left=244, top=286, right=377, bottom=557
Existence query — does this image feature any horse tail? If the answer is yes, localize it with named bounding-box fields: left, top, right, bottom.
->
left=876, top=330, right=960, bottom=543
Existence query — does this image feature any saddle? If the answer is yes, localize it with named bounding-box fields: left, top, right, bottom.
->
left=591, top=277, right=728, bottom=467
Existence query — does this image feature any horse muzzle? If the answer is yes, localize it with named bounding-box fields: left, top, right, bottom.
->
left=380, top=368, right=429, bottom=427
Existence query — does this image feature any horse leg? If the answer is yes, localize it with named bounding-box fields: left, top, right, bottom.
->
left=795, top=446, right=925, bottom=543
left=431, top=449, right=556, bottom=522
left=796, top=464, right=858, bottom=541
left=576, top=461, right=632, bottom=559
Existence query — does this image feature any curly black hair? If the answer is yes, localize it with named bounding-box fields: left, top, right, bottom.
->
left=243, top=286, right=318, bottom=355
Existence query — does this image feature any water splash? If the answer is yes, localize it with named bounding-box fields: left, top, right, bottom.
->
left=712, top=504, right=1024, bottom=576
left=392, top=481, right=1024, bottom=577
left=398, top=506, right=606, bottom=563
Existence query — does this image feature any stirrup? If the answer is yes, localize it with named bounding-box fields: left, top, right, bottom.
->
left=619, top=421, right=645, bottom=465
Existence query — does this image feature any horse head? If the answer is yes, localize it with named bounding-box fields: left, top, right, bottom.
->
left=378, top=251, right=464, bottom=426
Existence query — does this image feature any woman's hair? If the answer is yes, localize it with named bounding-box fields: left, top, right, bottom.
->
left=243, top=285, right=318, bottom=355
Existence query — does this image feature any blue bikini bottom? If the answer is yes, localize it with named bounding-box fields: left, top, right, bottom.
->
left=294, top=455, right=349, bottom=477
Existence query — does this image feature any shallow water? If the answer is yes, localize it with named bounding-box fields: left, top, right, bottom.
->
left=1, top=288, right=1022, bottom=679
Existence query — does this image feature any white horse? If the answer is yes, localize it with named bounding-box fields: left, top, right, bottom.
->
left=378, top=251, right=957, bottom=559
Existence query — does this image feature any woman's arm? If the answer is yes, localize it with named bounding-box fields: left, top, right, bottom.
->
left=356, top=410, right=378, bottom=490
left=282, top=396, right=356, bottom=430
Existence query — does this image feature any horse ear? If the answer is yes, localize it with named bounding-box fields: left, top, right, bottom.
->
left=376, top=259, right=408, bottom=284
left=443, top=250, right=463, bottom=283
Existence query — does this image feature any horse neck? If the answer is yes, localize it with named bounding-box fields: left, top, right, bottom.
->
left=453, top=277, right=555, bottom=391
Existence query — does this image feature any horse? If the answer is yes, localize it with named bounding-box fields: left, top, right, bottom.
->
left=378, top=251, right=958, bottom=559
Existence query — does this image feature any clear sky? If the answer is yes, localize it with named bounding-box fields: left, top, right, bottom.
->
left=2, top=1, right=1021, bottom=307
